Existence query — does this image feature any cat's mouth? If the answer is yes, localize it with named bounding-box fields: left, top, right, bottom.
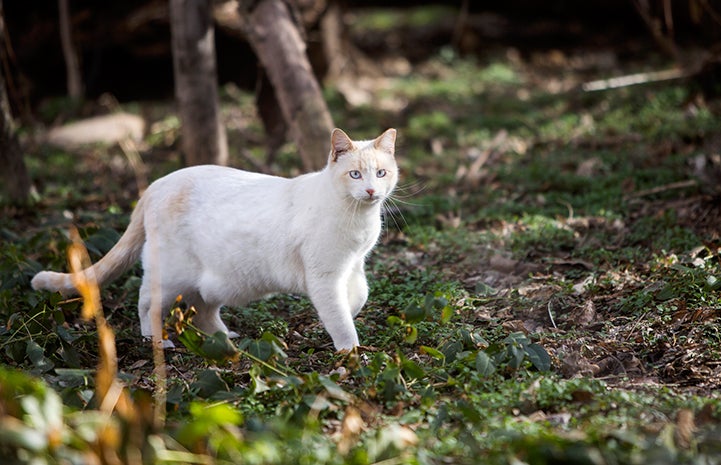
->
left=356, top=194, right=382, bottom=204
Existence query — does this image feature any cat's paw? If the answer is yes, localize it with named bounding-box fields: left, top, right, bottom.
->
left=227, top=331, right=240, bottom=339
left=143, top=336, right=176, bottom=349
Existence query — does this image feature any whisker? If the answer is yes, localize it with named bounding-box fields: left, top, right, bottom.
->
left=387, top=196, right=425, bottom=208
left=394, top=180, right=429, bottom=196
left=383, top=197, right=409, bottom=231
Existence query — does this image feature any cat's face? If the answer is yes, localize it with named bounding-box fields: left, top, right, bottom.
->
left=330, top=129, right=398, bottom=205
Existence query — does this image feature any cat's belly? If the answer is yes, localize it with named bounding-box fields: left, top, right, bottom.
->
left=196, top=248, right=306, bottom=306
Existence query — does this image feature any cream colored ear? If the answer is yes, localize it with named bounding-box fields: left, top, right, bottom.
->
left=373, top=128, right=397, bottom=155
left=331, top=128, right=354, bottom=161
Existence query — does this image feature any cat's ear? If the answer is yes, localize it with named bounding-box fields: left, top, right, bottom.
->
left=373, top=128, right=397, bottom=156
left=331, top=128, right=355, bottom=161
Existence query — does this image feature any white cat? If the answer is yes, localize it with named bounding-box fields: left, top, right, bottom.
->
left=31, top=128, right=398, bottom=351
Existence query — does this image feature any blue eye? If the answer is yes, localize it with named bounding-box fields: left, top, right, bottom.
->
left=377, top=169, right=387, bottom=178
left=349, top=170, right=362, bottom=179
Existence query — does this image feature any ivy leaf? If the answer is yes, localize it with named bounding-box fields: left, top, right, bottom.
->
left=191, top=369, right=229, bottom=398
left=404, top=303, right=426, bottom=324
left=177, top=328, right=205, bottom=356
left=404, top=325, right=418, bottom=344
left=59, top=340, right=81, bottom=368
left=508, top=344, right=525, bottom=370
left=441, top=341, right=463, bottom=363
left=474, top=351, right=496, bottom=376
left=525, top=343, right=551, bottom=372
left=401, top=358, right=425, bottom=380
left=420, top=346, right=445, bottom=362
left=706, top=275, right=721, bottom=291
left=440, top=304, right=454, bottom=324
left=200, top=331, right=239, bottom=364
left=319, top=376, right=352, bottom=402
left=26, top=341, right=54, bottom=373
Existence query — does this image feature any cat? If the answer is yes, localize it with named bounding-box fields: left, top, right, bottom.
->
left=31, top=128, right=398, bottom=351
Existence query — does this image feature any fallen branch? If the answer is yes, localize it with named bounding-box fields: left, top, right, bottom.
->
left=582, top=68, right=687, bottom=92
left=625, top=179, right=698, bottom=199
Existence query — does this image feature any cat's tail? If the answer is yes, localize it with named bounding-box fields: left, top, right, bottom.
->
left=31, top=195, right=147, bottom=295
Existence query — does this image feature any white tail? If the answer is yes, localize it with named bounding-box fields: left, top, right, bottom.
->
left=31, top=196, right=147, bottom=295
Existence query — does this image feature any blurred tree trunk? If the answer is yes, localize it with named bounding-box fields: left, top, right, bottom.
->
left=58, top=0, right=83, bottom=98
left=0, top=62, right=31, bottom=204
left=239, top=0, right=333, bottom=171
left=170, top=0, right=228, bottom=166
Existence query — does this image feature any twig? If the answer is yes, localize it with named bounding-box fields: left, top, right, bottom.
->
left=547, top=301, right=558, bottom=330
left=624, top=179, right=697, bottom=200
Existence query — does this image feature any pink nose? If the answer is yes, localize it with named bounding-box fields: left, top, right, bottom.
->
left=366, top=188, right=375, bottom=197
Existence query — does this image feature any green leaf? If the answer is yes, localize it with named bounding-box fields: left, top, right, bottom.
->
left=475, top=282, right=498, bottom=297
left=655, top=283, right=676, bottom=301
left=26, top=340, right=54, bottom=373
left=260, top=332, right=288, bottom=360
left=404, top=302, right=426, bottom=324
left=508, top=344, right=525, bottom=370
left=705, top=275, right=721, bottom=291
left=420, top=345, right=445, bottom=361
left=525, top=343, right=551, bottom=371
left=441, top=341, right=463, bottom=363
left=178, top=328, right=205, bottom=355
left=5, top=341, right=26, bottom=364
left=440, top=304, right=454, bottom=324
left=503, top=332, right=530, bottom=346
left=59, top=340, right=81, bottom=368
left=401, top=358, right=425, bottom=380
left=55, top=325, right=77, bottom=343
left=191, top=369, right=229, bottom=398
left=83, top=228, right=121, bottom=257
left=200, top=331, right=239, bottom=364
left=319, top=376, right=352, bottom=402
left=404, top=325, right=418, bottom=344
left=247, top=339, right=273, bottom=362
left=474, top=351, right=496, bottom=376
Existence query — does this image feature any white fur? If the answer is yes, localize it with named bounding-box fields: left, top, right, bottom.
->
left=32, top=128, right=398, bottom=351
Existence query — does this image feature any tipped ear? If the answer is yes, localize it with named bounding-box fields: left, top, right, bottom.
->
left=331, top=128, right=354, bottom=161
left=373, top=128, right=397, bottom=156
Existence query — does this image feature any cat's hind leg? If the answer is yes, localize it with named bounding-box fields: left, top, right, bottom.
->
left=191, top=300, right=238, bottom=338
left=138, top=277, right=178, bottom=348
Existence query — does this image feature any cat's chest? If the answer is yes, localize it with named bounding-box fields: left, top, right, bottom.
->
left=340, top=214, right=382, bottom=254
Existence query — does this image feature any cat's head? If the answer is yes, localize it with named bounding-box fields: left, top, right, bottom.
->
left=328, top=128, right=399, bottom=205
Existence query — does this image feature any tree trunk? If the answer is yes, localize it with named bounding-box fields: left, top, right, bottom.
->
left=58, top=0, right=83, bottom=99
left=169, top=0, right=228, bottom=166
left=0, top=62, right=31, bottom=204
left=240, top=0, right=334, bottom=171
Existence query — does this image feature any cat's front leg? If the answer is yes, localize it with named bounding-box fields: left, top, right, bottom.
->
left=347, top=260, right=369, bottom=317
left=307, top=278, right=360, bottom=351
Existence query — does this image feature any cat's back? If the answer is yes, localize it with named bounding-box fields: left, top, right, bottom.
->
left=142, top=165, right=291, bottom=226
left=155, top=164, right=274, bottom=187
left=150, top=165, right=286, bottom=199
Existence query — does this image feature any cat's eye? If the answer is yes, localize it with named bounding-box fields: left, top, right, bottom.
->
left=376, top=169, right=387, bottom=178
left=349, top=170, right=362, bottom=179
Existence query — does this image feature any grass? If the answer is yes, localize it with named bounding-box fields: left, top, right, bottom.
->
left=2, top=43, right=721, bottom=464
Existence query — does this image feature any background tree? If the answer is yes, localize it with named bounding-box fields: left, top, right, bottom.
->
left=239, top=0, right=334, bottom=171
left=58, top=0, right=82, bottom=99
left=0, top=2, right=31, bottom=204
left=170, top=0, right=228, bottom=166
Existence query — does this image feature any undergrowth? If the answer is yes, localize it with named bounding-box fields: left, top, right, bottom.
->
left=3, top=40, right=721, bottom=464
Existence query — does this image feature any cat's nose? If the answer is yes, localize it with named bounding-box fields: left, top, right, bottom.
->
left=366, top=188, right=375, bottom=197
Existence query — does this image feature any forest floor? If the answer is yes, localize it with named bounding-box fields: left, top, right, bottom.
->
left=2, top=23, right=721, bottom=465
